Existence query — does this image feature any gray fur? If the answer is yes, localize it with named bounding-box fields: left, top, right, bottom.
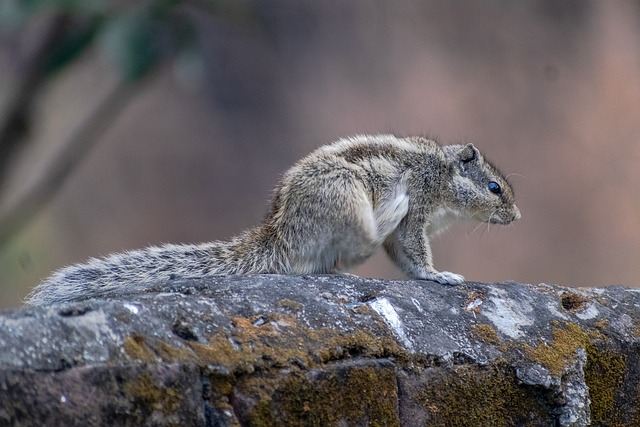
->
left=25, top=134, right=520, bottom=306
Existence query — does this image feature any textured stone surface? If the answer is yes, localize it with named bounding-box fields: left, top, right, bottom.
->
left=1, top=275, right=640, bottom=426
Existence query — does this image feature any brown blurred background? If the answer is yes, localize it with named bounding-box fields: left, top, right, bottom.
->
left=1, top=1, right=639, bottom=309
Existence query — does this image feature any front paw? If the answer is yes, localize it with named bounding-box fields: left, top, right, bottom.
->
left=422, top=271, right=465, bottom=285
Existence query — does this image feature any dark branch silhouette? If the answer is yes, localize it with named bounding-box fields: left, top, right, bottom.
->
left=0, top=79, right=141, bottom=246
left=0, top=14, right=71, bottom=184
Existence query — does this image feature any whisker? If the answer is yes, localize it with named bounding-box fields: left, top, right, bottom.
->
left=486, top=208, right=499, bottom=234
left=468, top=220, right=485, bottom=237
left=505, top=172, right=526, bottom=180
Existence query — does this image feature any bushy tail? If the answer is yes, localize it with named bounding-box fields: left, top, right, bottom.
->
left=25, top=228, right=288, bottom=306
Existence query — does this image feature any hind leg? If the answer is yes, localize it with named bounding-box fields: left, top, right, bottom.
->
left=373, top=179, right=409, bottom=241
left=333, top=180, right=409, bottom=271
left=287, top=174, right=408, bottom=274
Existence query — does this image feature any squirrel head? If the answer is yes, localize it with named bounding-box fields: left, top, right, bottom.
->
left=443, top=143, right=521, bottom=225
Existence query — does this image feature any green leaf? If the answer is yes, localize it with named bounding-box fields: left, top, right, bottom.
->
left=100, top=11, right=164, bottom=82
left=0, top=0, right=104, bottom=26
left=0, top=0, right=46, bottom=27
left=44, top=17, right=102, bottom=75
left=51, top=0, right=104, bottom=13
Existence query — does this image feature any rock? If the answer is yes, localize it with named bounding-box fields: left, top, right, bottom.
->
left=1, top=275, right=639, bottom=426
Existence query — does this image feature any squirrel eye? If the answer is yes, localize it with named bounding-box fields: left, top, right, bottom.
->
left=488, top=181, right=502, bottom=195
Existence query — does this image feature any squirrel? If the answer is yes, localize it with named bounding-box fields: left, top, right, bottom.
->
left=25, top=134, right=520, bottom=306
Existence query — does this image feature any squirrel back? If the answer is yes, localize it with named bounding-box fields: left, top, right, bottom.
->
left=26, top=134, right=520, bottom=306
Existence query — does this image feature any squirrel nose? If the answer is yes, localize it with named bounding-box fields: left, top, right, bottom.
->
left=512, top=206, right=521, bottom=221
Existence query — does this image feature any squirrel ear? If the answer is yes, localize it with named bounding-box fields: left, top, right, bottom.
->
left=460, top=143, right=478, bottom=163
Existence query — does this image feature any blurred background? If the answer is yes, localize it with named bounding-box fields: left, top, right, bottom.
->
left=1, top=1, right=639, bottom=309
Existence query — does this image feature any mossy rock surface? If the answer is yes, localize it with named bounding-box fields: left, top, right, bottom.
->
left=1, top=276, right=640, bottom=426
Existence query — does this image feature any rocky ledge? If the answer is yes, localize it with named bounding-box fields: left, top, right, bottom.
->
left=1, top=275, right=639, bottom=426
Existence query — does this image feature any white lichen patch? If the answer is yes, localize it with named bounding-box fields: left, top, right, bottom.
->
left=611, top=313, right=635, bottom=337
left=546, top=301, right=570, bottom=321
left=123, top=303, right=139, bottom=314
left=411, top=298, right=427, bottom=316
left=369, top=297, right=415, bottom=352
left=482, top=288, right=534, bottom=339
left=575, top=303, right=599, bottom=320
left=465, top=298, right=483, bottom=312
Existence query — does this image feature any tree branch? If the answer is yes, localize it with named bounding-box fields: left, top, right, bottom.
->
left=0, top=78, right=141, bottom=247
left=0, top=14, right=71, bottom=183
